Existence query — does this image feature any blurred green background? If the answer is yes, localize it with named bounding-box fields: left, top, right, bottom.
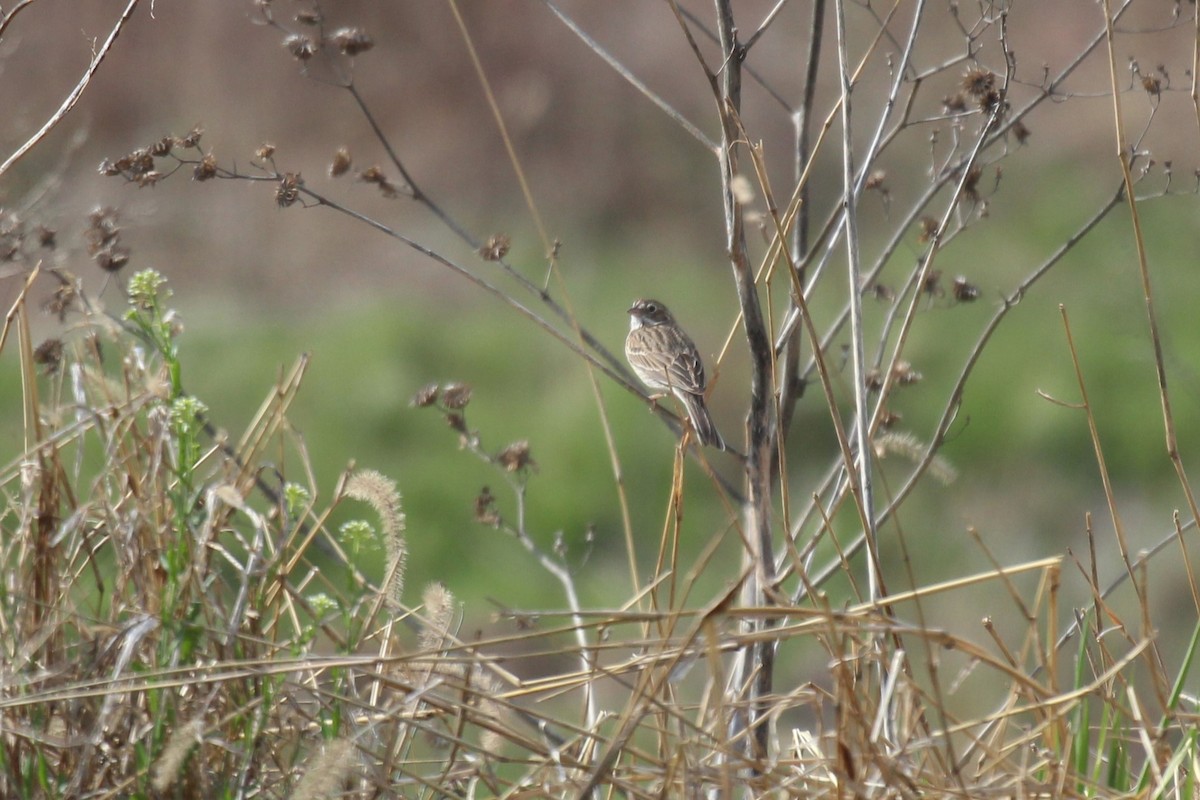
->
left=2, top=1, right=1199, bottom=665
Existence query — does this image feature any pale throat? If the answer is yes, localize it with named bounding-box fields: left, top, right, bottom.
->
left=629, top=315, right=644, bottom=332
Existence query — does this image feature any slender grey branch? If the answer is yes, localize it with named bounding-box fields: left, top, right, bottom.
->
left=0, top=0, right=141, bottom=179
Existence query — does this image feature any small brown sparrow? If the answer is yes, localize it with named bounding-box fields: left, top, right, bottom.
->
left=625, top=298, right=726, bottom=450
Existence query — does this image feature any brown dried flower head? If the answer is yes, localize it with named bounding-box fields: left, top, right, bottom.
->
left=864, top=170, right=887, bottom=191
left=917, top=217, right=938, bottom=243
left=440, top=382, right=472, bottom=410
left=1011, top=120, right=1031, bottom=144
left=34, top=338, right=64, bottom=373
left=952, top=276, right=980, bottom=302
left=193, top=153, right=218, bottom=182
left=943, top=93, right=967, bottom=113
left=149, top=137, right=174, bottom=157
left=135, top=171, right=164, bottom=188
left=179, top=126, right=204, bottom=149
left=1141, top=75, right=1162, bottom=97
left=95, top=247, right=130, bottom=272
left=330, top=147, right=352, bottom=177
left=921, top=269, right=943, bottom=297
left=85, top=207, right=121, bottom=254
left=255, top=143, right=276, bottom=162
left=867, top=283, right=895, bottom=303
left=962, top=68, right=996, bottom=98
left=479, top=233, right=511, bottom=262
left=497, top=440, right=536, bottom=473
left=410, top=382, right=440, bottom=408
left=330, top=27, right=373, bottom=56
left=474, top=486, right=501, bottom=527
left=283, top=33, right=317, bottom=61
left=275, top=173, right=303, bottom=207
left=358, top=166, right=398, bottom=198
left=43, top=281, right=78, bottom=321
left=892, top=360, right=923, bottom=386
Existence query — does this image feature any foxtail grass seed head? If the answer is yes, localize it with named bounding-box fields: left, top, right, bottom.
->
left=344, top=469, right=407, bottom=609
left=292, top=739, right=354, bottom=800
left=151, top=717, right=204, bottom=792
left=419, top=581, right=457, bottom=653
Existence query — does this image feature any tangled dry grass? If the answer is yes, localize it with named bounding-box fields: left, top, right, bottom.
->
left=1, top=272, right=1197, bottom=797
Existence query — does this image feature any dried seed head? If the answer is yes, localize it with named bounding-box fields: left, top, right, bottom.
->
left=952, top=276, right=980, bottom=302
left=878, top=407, right=902, bottom=429
left=1011, top=120, right=1030, bottom=144
left=149, top=136, right=174, bottom=157
left=1141, top=75, right=1162, bottom=96
left=284, top=33, right=317, bottom=61
left=95, top=246, right=130, bottom=273
left=479, top=233, right=511, bottom=262
left=85, top=207, right=121, bottom=254
left=943, top=93, right=967, bottom=113
left=98, top=159, right=120, bottom=176
left=37, top=225, right=56, bottom=249
left=295, top=9, right=321, bottom=25
left=34, top=338, right=64, bottom=373
left=867, top=283, right=895, bottom=302
left=440, top=382, right=472, bottom=409
left=358, top=166, right=398, bottom=198
left=474, top=486, right=500, bottom=527
left=330, top=147, right=352, bottom=177
left=917, top=217, right=938, bottom=243
left=193, top=153, right=218, bottom=181
left=330, top=27, right=373, bottom=56
left=962, top=68, right=996, bottom=98
left=43, top=281, right=78, bottom=321
left=275, top=173, right=303, bottom=207
left=135, top=170, right=163, bottom=188
left=864, top=170, right=887, bottom=191
left=892, top=360, right=923, bottom=386
left=921, top=269, right=943, bottom=297
left=497, top=440, right=535, bottom=473
left=962, top=165, right=983, bottom=199
left=179, top=126, right=204, bottom=149
left=255, top=143, right=276, bottom=162
left=410, top=382, right=440, bottom=408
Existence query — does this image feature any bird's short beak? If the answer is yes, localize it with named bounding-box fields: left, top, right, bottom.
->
left=626, top=304, right=637, bottom=315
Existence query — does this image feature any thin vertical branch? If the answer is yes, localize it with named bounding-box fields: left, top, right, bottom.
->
left=713, top=0, right=777, bottom=768
left=833, top=0, right=879, bottom=602
left=778, top=0, right=825, bottom=444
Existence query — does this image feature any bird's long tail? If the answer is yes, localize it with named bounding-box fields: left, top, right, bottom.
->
left=681, top=393, right=726, bottom=451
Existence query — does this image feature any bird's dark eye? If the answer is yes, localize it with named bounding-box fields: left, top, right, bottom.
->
left=645, top=302, right=658, bottom=313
